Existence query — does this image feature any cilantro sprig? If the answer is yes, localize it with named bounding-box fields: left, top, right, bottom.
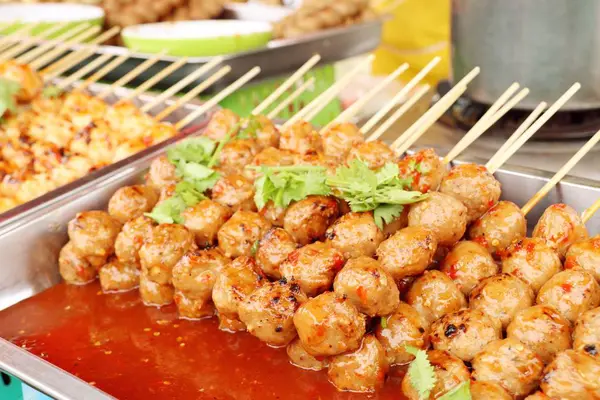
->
left=327, top=159, right=427, bottom=229
left=0, top=78, right=20, bottom=118
left=438, top=381, right=471, bottom=400
left=405, top=345, right=437, bottom=400
left=42, top=85, right=63, bottom=98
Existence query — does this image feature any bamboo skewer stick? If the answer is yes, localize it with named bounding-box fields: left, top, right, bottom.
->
left=486, top=101, right=548, bottom=173
left=267, top=78, right=315, bottom=119
left=0, top=22, right=77, bottom=62
left=76, top=50, right=136, bottom=92
left=154, top=66, right=232, bottom=121
left=14, top=22, right=75, bottom=64
left=29, top=25, right=102, bottom=70
left=361, top=56, right=441, bottom=135
left=175, top=66, right=261, bottom=130
left=96, top=50, right=166, bottom=99
left=251, top=54, right=321, bottom=116
left=140, top=56, right=224, bottom=113
left=442, top=87, right=530, bottom=164
left=0, top=22, right=45, bottom=55
left=56, top=52, right=114, bottom=89
left=321, top=62, right=409, bottom=133
left=521, top=127, right=600, bottom=216
left=582, top=198, right=600, bottom=223
left=118, top=57, right=189, bottom=103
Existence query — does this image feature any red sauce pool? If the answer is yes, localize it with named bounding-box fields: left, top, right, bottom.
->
left=0, top=282, right=406, bottom=399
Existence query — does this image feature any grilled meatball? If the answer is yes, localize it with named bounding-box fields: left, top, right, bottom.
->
left=286, top=338, right=328, bottom=371
left=501, top=238, right=562, bottom=293
left=402, top=350, right=470, bottom=400
left=537, top=269, right=600, bottom=323
left=471, top=381, right=513, bottom=400
left=328, top=335, right=388, bottom=393
left=565, top=235, right=600, bottom=282
left=381, top=207, right=409, bottom=237
left=139, top=224, right=196, bottom=285
left=321, top=122, right=364, bottom=161
left=573, top=307, right=600, bottom=359
left=472, top=337, right=544, bottom=398
left=280, top=241, right=344, bottom=297
left=256, top=227, right=297, bottom=279
left=408, top=192, right=468, bottom=247
left=541, top=350, right=600, bottom=399
left=469, top=201, right=527, bottom=256
left=211, top=174, right=256, bottom=212
left=139, top=274, right=174, bottom=306
left=258, top=201, right=286, bottom=227
left=406, top=270, right=467, bottom=326
left=397, top=148, right=445, bottom=193
left=203, top=109, right=240, bottom=141
left=376, top=226, right=438, bottom=280
left=533, top=203, right=589, bottom=258
left=98, top=257, right=140, bottom=293
left=346, top=140, right=396, bottom=170
left=507, top=305, right=572, bottom=364
left=429, top=308, right=502, bottom=362
left=440, top=241, right=498, bottom=296
left=325, top=212, right=384, bottom=259
left=217, top=211, right=272, bottom=258
left=470, top=273, right=535, bottom=329
left=243, top=114, right=279, bottom=149
left=212, top=256, right=266, bottom=332
left=146, top=155, right=178, bottom=189
left=238, top=280, right=307, bottom=347
left=68, top=211, right=122, bottom=258
left=439, top=163, right=501, bottom=222
left=114, top=216, right=154, bottom=264
left=218, top=139, right=260, bottom=176
left=375, top=302, right=429, bottom=365
left=0, top=61, right=43, bottom=102
left=283, top=195, right=339, bottom=246
left=59, top=241, right=98, bottom=285
left=107, top=185, right=158, bottom=224
left=293, top=291, right=366, bottom=357
left=333, top=257, right=399, bottom=316
left=182, top=199, right=232, bottom=248
left=172, top=248, right=229, bottom=320
left=279, top=121, right=322, bottom=155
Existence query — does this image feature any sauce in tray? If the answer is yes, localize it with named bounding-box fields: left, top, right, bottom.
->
left=0, top=282, right=406, bottom=399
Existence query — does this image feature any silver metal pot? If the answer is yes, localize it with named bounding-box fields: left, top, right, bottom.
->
left=452, top=0, right=600, bottom=110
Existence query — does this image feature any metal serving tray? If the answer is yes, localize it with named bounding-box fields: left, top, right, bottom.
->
left=0, top=147, right=599, bottom=399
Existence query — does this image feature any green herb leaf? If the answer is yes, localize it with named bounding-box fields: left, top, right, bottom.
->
left=208, top=122, right=241, bottom=168
left=405, top=345, right=437, bottom=400
left=42, top=85, right=63, bottom=98
left=251, top=240, right=260, bottom=256
left=380, top=317, right=388, bottom=329
left=167, top=137, right=216, bottom=166
left=175, top=180, right=206, bottom=206
left=145, top=196, right=187, bottom=225
left=438, top=381, right=471, bottom=400
left=0, top=78, right=20, bottom=118
left=373, top=204, right=404, bottom=229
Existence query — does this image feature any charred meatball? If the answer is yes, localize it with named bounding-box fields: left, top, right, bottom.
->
left=59, top=241, right=98, bottom=285
left=279, top=121, right=322, bottom=155
left=469, top=273, right=534, bottom=329
left=472, top=337, right=544, bottom=398
left=146, top=155, right=178, bottom=189
left=533, top=203, right=589, bottom=258
left=283, top=196, right=339, bottom=246
left=242, top=115, right=279, bottom=149
left=565, top=235, right=600, bottom=282
left=108, top=185, right=158, bottom=223
left=98, top=257, right=140, bottom=293
left=203, top=109, right=240, bottom=141
left=328, top=335, right=388, bottom=393
left=376, top=226, right=438, bottom=280
left=114, top=216, right=154, bottom=264
left=218, top=139, right=259, bottom=176
left=471, top=382, right=513, bottom=400
left=440, top=240, right=499, bottom=296
left=217, top=211, right=272, bottom=258
left=238, top=280, right=307, bottom=347
left=139, top=274, right=174, bottom=306
left=501, top=237, right=562, bottom=293
left=321, top=122, right=364, bottom=161
left=293, top=291, right=366, bottom=357
left=537, top=269, right=600, bottom=323
left=211, top=174, right=256, bottom=212
left=573, top=307, right=600, bottom=359
left=68, top=210, right=122, bottom=258
left=212, top=256, right=266, bottom=332
left=541, top=350, right=600, bottom=399
left=408, top=192, right=468, bottom=247
left=286, top=338, right=328, bottom=371
left=256, top=227, right=297, bottom=279
left=346, top=140, right=396, bottom=170
left=397, top=148, right=446, bottom=193
left=333, top=256, right=399, bottom=316
left=182, top=199, right=232, bottom=248
left=406, top=270, right=467, bottom=326
left=469, top=200, right=527, bottom=256
left=325, top=212, right=384, bottom=259
left=280, top=241, right=345, bottom=297
left=429, top=308, right=502, bottom=362
left=258, top=201, right=287, bottom=227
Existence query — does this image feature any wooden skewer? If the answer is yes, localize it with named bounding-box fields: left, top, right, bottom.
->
left=321, top=62, right=409, bottom=133
left=521, top=127, right=600, bottom=216
left=56, top=52, right=114, bottom=89
left=367, top=84, right=431, bottom=143
left=141, top=56, right=224, bottom=113
left=486, top=101, right=548, bottom=173
left=0, top=22, right=42, bottom=54
left=442, top=87, right=530, bottom=164
left=0, top=22, right=77, bottom=62
left=29, top=25, right=102, bottom=70
left=96, top=50, right=166, bottom=99
left=76, top=50, right=136, bottom=92
left=175, top=66, right=261, bottom=130
left=361, top=56, right=441, bottom=135
left=267, top=77, right=315, bottom=119
left=154, top=66, right=232, bottom=121
left=118, top=57, right=189, bottom=103
left=284, top=54, right=375, bottom=128
left=582, top=198, right=600, bottom=223
left=14, top=22, right=76, bottom=64
left=251, top=54, right=321, bottom=116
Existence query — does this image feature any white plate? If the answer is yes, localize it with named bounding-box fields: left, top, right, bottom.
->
left=0, top=3, right=104, bottom=23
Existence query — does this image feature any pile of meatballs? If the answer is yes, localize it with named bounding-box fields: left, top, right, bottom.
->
left=59, top=109, right=600, bottom=398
